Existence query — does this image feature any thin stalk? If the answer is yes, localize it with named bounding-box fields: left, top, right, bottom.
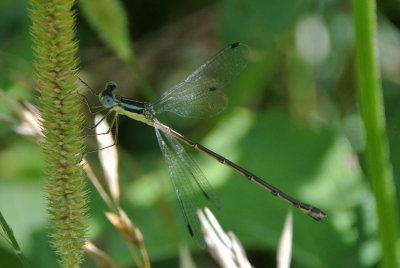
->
left=352, top=1, right=399, bottom=267
left=125, top=57, right=157, bottom=102
left=78, top=0, right=156, bottom=101
left=0, top=212, right=31, bottom=268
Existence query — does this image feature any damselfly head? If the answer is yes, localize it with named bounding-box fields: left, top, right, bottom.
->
left=105, top=81, right=118, bottom=92
left=99, top=81, right=118, bottom=108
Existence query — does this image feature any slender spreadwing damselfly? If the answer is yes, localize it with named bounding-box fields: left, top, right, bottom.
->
left=82, top=42, right=327, bottom=245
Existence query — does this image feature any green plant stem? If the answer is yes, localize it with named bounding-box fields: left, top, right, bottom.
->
left=125, top=57, right=157, bottom=101
left=0, top=212, right=31, bottom=268
left=78, top=0, right=156, bottom=101
left=352, top=1, right=399, bottom=267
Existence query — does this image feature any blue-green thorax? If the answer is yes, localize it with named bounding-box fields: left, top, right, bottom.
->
left=99, top=81, right=155, bottom=126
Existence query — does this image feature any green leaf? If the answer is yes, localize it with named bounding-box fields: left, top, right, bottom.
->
left=79, top=0, right=132, bottom=61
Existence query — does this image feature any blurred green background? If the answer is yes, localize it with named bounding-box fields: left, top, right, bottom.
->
left=1, top=0, right=399, bottom=267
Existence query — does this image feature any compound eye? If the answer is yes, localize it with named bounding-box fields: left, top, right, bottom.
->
left=105, top=81, right=117, bottom=91
left=102, top=95, right=114, bottom=107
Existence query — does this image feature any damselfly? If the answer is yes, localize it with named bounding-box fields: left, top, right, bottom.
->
left=86, top=42, right=326, bottom=245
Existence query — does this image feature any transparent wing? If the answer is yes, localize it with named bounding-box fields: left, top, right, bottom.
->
left=154, top=126, right=207, bottom=246
left=152, top=43, right=250, bottom=118
left=161, top=124, right=220, bottom=210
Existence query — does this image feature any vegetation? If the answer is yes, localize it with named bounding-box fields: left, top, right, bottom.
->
left=0, top=0, right=399, bottom=267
